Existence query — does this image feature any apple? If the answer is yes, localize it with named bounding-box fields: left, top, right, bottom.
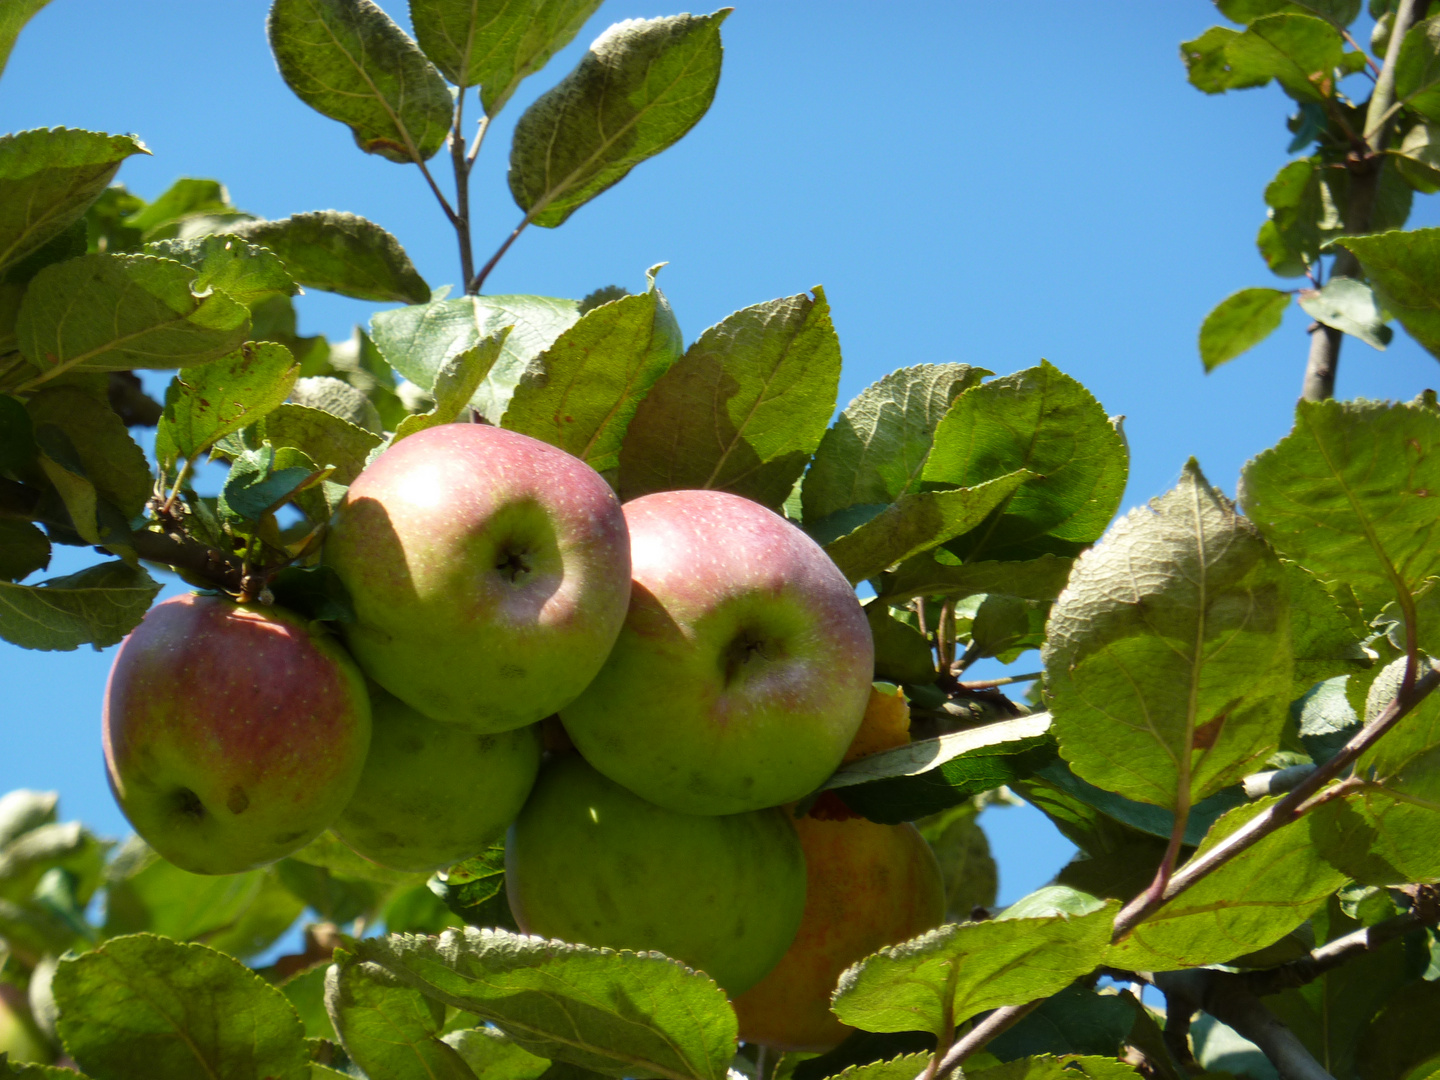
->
left=322, top=423, right=631, bottom=732
left=559, top=489, right=874, bottom=815
left=505, top=753, right=806, bottom=995
left=331, top=683, right=542, bottom=872
left=103, top=593, right=372, bottom=876
left=732, top=816, right=947, bottom=1051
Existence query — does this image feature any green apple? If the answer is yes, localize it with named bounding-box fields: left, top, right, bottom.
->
left=323, top=423, right=631, bottom=732
left=559, top=489, right=874, bottom=815
left=103, top=593, right=371, bottom=875
left=505, top=754, right=806, bottom=995
left=733, top=816, right=946, bottom=1050
left=331, top=683, right=542, bottom=872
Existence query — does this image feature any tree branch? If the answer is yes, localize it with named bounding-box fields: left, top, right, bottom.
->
left=1155, top=971, right=1335, bottom=1080
left=1112, top=660, right=1440, bottom=942
left=911, top=1001, right=1042, bottom=1080
left=1302, top=0, right=1428, bottom=401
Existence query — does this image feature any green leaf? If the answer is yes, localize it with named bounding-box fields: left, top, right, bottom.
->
left=274, top=860, right=393, bottom=924
left=122, top=177, right=238, bottom=238
left=0, top=519, right=52, bottom=583
left=923, top=361, right=1127, bottom=561
left=618, top=289, right=841, bottom=508
left=267, top=0, right=454, bottom=163
left=824, top=473, right=1035, bottom=586
left=0, top=128, right=148, bottom=274
left=326, top=959, right=480, bottom=1079
left=1217, top=0, right=1362, bottom=27
left=155, top=341, right=300, bottom=470
left=412, top=0, right=603, bottom=116
left=1283, top=559, right=1370, bottom=697
left=1395, top=16, right=1440, bottom=122
left=814, top=1056, right=933, bottom=1080
left=865, top=603, right=937, bottom=685
left=231, top=212, right=430, bottom=304
left=822, top=713, right=1059, bottom=824
left=53, top=934, right=310, bottom=1080
left=1240, top=398, right=1440, bottom=611
left=0, top=560, right=159, bottom=651
left=1336, top=228, right=1440, bottom=357
left=832, top=892, right=1118, bottom=1039
left=1393, top=123, right=1440, bottom=193
left=0, top=791, right=58, bottom=848
left=371, top=293, right=580, bottom=421
left=876, top=551, right=1076, bottom=605
left=218, top=446, right=324, bottom=523
left=502, top=265, right=682, bottom=472
left=1257, top=157, right=1345, bottom=277
left=0, top=393, right=35, bottom=472
left=428, top=844, right=516, bottom=930
left=1199, top=287, right=1291, bottom=371
left=443, top=1027, right=552, bottom=1080
left=1225, top=14, right=1348, bottom=103
left=268, top=565, right=357, bottom=624
left=34, top=421, right=101, bottom=544
left=1357, top=655, right=1440, bottom=776
left=1108, top=796, right=1347, bottom=971
left=1045, top=461, right=1291, bottom=811
left=259, top=403, right=383, bottom=485
left=347, top=927, right=737, bottom=1079
left=988, top=986, right=1143, bottom=1061
left=801, top=363, right=990, bottom=525
left=1181, top=26, right=1277, bottom=94
left=146, top=234, right=297, bottom=306
left=26, top=385, right=150, bottom=520
left=0, top=0, right=51, bottom=80
left=1298, top=277, right=1392, bottom=350
left=16, top=253, right=250, bottom=378
left=509, top=11, right=728, bottom=227
left=0, top=819, right=107, bottom=908
left=395, top=332, right=511, bottom=441
left=1355, top=983, right=1440, bottom=1080
left=917, top=803, right=998, bottom=922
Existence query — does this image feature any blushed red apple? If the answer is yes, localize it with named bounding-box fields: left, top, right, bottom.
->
left=733, top=816, right=947, bottom=1051
left=331, top=683, right=542, bottom=872
left=103, top=593, right=371, bottom=876
left=505, top=753, right=806, bottom=995
left=559, top=489, right=874, bottom=815
left=323, top=423, right=631, bottom=732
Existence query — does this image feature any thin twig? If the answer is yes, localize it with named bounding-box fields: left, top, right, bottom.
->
left=450, top=88, right=476, bottom=287
left=958, top=672, right=1042, bottom=690
left=912, top=1001, right=1042, bottom=1080
left=469, top=216, right=531, bottom=294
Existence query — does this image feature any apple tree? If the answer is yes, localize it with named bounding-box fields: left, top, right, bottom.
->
left=2, top=2, right=1440, bottom=1079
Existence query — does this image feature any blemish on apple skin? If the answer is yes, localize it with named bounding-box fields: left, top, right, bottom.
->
left=226, top=785, right=250, bottom=815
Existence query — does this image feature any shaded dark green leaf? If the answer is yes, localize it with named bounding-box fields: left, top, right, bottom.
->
left=371, top=294, right=579, bottom=421
left=348, top=927, right=736, bottom=1079
left=16, top=253, right=250, bottom=376
left=503, top=265, right=682, bottom=472
left=1338, top=228, right=1440, bottom=358
left=618, top=289, right=840, bottom=509
left=0, top=518, right=49, bottom=583
left=0, top=127, right=147, bottom=274
left=232, top=212, right=430, bottom=304
left=268, top=0, right=453, bottom=163
left=268, top=565, right=356, bottom=624
left=258, top=402, right=383, bottom=485
left=1200, top=287, right=1291, bottom=371
left=924, top=361, right=1127, bottom=561
left=509, top=11, right=728, bottom=227
left=1217, top=1, right=1362, bottom=28
left=0, top=560, right=159, bottom=651
left=877, top=551, right=1076, bottom=605
left=122, top=177, right=236, bottom=238
left=326, top=959, right=479, bottom=1079
left=443, top=1026, right=552, bottom=1080
left=824, top=714, right=1059, bottom=824
left=988, top=986, right=1142, bottom=1061
left=53, top=934, right=310, bottom=1080
left=865, top=602, right=936, bottom=685
left=1045, top=461, right=1292, bottom=811
left=428, top=844, right=516, bottom=929
left=1395, top=15, right=1440, bottom=122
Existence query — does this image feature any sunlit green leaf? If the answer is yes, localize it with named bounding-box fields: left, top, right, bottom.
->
left=396, top=331, right=510, bottom=441
left=1338, top=228, right=1440, bottom=358
left=325, top=960, right=479, bottom=1079
left=231, top=212, right=430, bottom=304
left=1200, top=287, right=1291, bottom=371
left=146, top=233, right=296, bottom=306
left=155, top=341, right=300, bottom=471
left=0, top=560, right=159, bottom=652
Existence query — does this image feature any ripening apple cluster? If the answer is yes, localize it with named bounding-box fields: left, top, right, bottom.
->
left=102, top=423, right=947, bottom=1050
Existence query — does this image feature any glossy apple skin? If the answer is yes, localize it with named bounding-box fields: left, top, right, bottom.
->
left=733, top=816, right=946, bottom=1051
left=331, top=683, right=542, bottom=872
left=559, top=489, right=874, bottom=815
left=323, top=423, right=631, bottom=732
left=103, top=594, right=372, bottom=876
left=505, top=754, right=806, bottom=995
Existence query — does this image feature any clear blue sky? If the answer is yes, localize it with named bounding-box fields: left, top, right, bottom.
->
left=3, top=1, right=1437, bottom=904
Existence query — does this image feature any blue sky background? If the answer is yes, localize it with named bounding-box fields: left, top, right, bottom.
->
left=3, top=1, right=1438, bottom=907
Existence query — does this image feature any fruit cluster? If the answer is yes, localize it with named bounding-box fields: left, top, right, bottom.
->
left=102, top=422, right=945, bottom=1050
